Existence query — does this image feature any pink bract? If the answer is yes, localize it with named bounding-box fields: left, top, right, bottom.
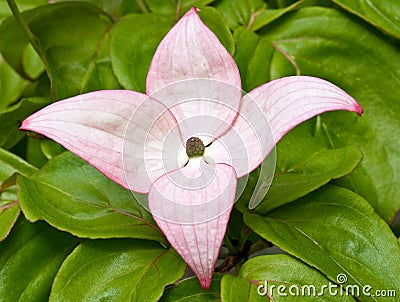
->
left=21, top=7, right=363, bottom=289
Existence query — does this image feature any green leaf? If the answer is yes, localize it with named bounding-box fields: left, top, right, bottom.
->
left=0, top=0, right=46, bottom=22
left=332, top=0, right=400, bottom=39
left=26, top=136, right=49, bottom=168
left=0, top=97, right=51, bottom=149
left=215, top=0, right=309, bottom=31
left=78, top=31, right=122, bottom=93
left=37, top=2, right=117, bottom=98
left=0, top=54, right=28, bottom=110
left=111, top=7, right=233, bottom=92
left=22, top=72, right=52, bottom=99
left=198, top=6, right=235, bottom=55
left=0, top=197, right=19, bottom=241
left=221, top=254, right=355, bottom=301
left=54, top=0, right=143, bottom=17
left=233, top=28, right=261, bottom=91
left=249, top=0, right=313, bottom=31
left=21, top=42, right=45, bottom=79
left=0, top=9, right=44, bottom=80
left=0, top=217, right=78, bottom=301
left=0, top=2, right=118, bottom=99
left=161, top=274, right=222, bottom=301
left=17, top=152, right=165, bottom=242
left=244, top=185, right=400, bottom=301
left=249, top=7, right=400, bottom=221
left=254, top=144, right=362, bottom=214
left=245, top=34, right=275, bottom=89
left=40, top=139, right=64, bottom=160
left=0, top=14, right=29, bottom=78
left=0, top=147, right=36, bottom=240
left=248, top=148, right=276, bottom=210
left=0, top=147, right=37, bottom=182
left=214, top=0, right=265, bottom=30
left=145, top=0, right=215, bottom=16
left=237, top=120, right=362, bottom=212
left=50, top=239, right=186, bottom=302
left=110, top=13, right=172, bottom=92
left=221, top=274, right=260, bottom=302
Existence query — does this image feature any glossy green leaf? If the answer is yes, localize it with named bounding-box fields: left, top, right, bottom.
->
left=22, top=72, right=52, bottom=99
left=246, top=35, right=275, bottom=89
left=237, top=120, right=362, bottom=212
left=110, top=6, right=233, bottom=93
left=233, top=28, right=261, bottom=92
left=36, top=2, right=117, bottom=98
left=161, top=274, right=222, bottom=301
left=50, top=239, right=186, bottom=302
left=0, top=2, right=117, bottom=98
left=0, top=194, right=19, bottom=241
left=26, top=136, right=49, bottom=168
left=145, top=0, right=215, bottom=16
left=198, top=6, right=235, bottom=55
left=0, top=97, right=51, bottom=149
left=81, top=32, right=122, bottom=93
left=249, top=0, right=314, bottom=31
left=0, top=217, right=78, bottom=301
left=248, top=148, right=276, bottom=210
left=249, top=7, right=400, bottom=221
left=0, top=148, right=36, bottom=240
left=221, top=274, right=260, bottom=302
left=0, top=54, right=28, bottom=110
left=264, top=0, right=295, bottom=7
left=0, top=0, right=46, bottom=21
left=110, top=13, right=172, bottom=92
left=54, top=0, right=143, bottom=17
left=0, top=147, right=37, bottom=182
left=332, top=0, right=400, bottom=39
left=244, top=185, right=400, bottom=301
left=221, top=254, right=355, bottom=301
left=274, top=119, right=331, bottom=167
left=254, top=145, right=362, bottom=214
left=0, top=7, right=44, bottom=80
left=214, top=0, right=265, bottom=30
left=0, top=15, right=28, bottom=78
left=17, top=152, right=165, bottom=242
left=1, top=173, right=18, bottom=237
left=215, top=0, right=311, bottom=31
left=21, top=42, right=44, bottom=79
left=40, top=139, right=64, bottom=160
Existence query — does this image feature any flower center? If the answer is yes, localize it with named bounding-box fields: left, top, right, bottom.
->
left=186, top=137, right=205, bottom=158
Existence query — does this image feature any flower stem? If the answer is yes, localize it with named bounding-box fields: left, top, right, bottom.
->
left=6, top=0, right=41, bottom=55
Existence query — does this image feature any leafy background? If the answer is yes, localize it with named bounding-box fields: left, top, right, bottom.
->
left=0, top=0, right=399, bottom=301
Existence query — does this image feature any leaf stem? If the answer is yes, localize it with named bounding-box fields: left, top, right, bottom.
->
left=175, top=0, right=182, bottom=20
left=136, top=0, right=149, bottom=14
left=223, top=234, right=239, bottom=255
left=238, top=224, right=251, bottom=251
left=6, top=0, right=41, bottom=54
left=0, top=200, right=19, bottom=211
left=272, top=40, right=300, bottom=75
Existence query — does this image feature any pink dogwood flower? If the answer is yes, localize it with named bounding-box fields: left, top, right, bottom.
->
left=21, top=8, right=362, bottom=289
